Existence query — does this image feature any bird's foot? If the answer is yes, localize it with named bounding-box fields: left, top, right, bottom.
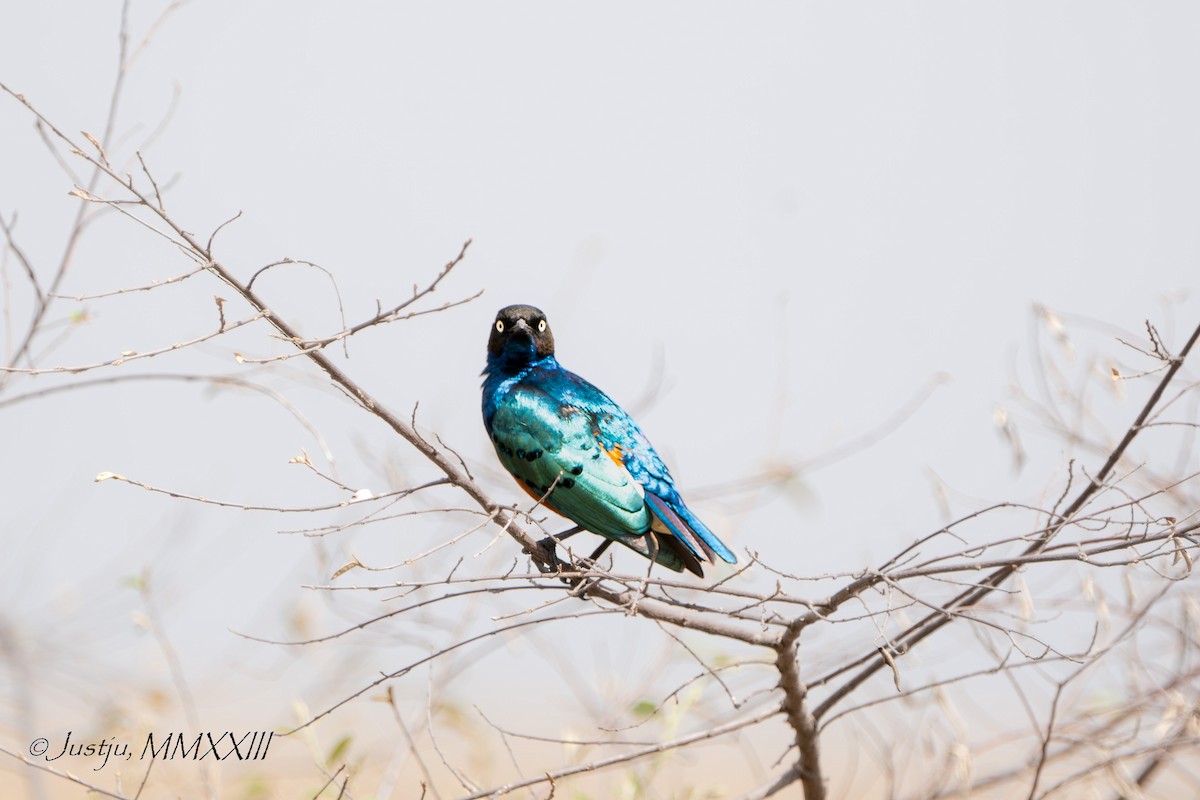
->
left=530, top=534, right=610, bottom=593
left=524, top=537, right=565, bottom=575
left=566, top=575, right=601, bottom=598
left=559, top=538, right=614, bottom=590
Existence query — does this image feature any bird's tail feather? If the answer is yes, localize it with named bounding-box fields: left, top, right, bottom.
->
left=611, top=531, right=703, bottom=576
left=646, top=493, right=738, bottom=565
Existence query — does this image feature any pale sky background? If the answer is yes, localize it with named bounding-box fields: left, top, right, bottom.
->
left=2, top=2, right=1199, bottom=797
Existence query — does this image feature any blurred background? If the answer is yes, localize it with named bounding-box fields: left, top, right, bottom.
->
left=1, top=2, right=1198, bottom=797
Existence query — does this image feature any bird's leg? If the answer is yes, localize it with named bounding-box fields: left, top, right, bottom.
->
left=584, top=538, right=613, bottom=565
left=537, top=525, right=584, bottom=563
left=560, top=538, right=614, bottom=596
left=555, top=525, right=585, bottom=541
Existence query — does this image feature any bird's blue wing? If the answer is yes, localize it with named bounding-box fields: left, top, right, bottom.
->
left=488, top=386, right=651, bottom=539
left=490, top=387, right=703, bottom=572
left=556, top=372, right=738, bottom=565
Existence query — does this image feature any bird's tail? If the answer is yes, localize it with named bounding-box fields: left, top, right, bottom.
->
left=646, top=493, right=738, bottom=567
left=613, top=530, right=705, bottom=576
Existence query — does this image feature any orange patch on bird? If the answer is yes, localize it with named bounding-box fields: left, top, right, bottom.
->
left=517, top=478, right=564, bottom=516
left=605, top=444, right=625, bottom=466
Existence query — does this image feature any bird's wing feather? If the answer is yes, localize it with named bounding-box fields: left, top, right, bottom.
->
left=486, top=364, right=734, bottom=574
left=489, top=387, right=651, bottom=539
left=558, top=371, right=738, bottom=565
left=556, top=375, right=667, bottom=474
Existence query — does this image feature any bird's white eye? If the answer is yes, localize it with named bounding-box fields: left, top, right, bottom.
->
left=495, top=320, right=504, bottom=333
left=537, top=319, right=547, bottom=333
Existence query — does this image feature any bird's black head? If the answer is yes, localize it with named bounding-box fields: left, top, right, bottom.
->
left=488, top=304, right=555, bottom=365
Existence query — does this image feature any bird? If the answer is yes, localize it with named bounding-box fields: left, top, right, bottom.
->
left=481, top=304, right=737, bottom=577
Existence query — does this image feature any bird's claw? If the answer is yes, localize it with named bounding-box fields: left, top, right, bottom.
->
left=531, top=534, right=602, bottom=595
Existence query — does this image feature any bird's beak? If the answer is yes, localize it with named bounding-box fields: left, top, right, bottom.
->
left=511, top=318, right=533, bottom=338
